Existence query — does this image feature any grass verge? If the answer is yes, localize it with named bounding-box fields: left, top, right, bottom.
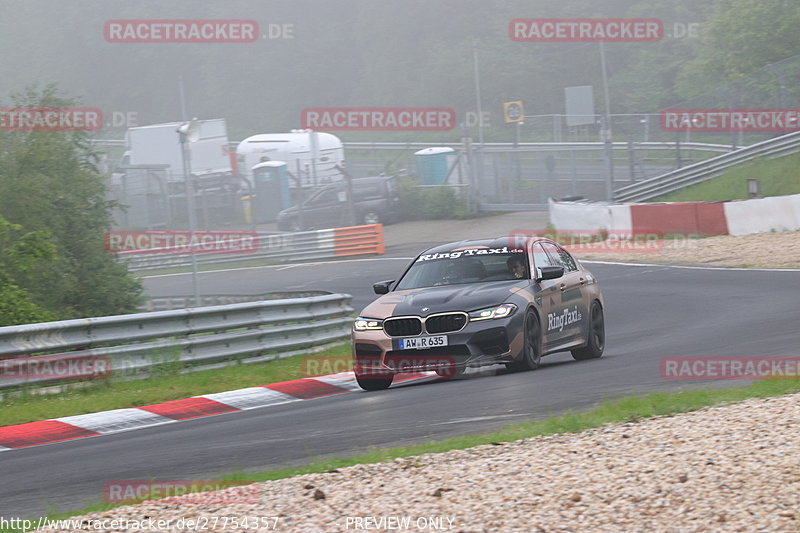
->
left=5, top=377, right=800, bottom=532
left=0, top=343, right=351, bottom=427
left=654, top=151, right=800, bottom=202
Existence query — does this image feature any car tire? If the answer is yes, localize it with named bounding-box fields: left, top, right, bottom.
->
left=506, top=310, right=542, bottom=372
left=355, top=372, right=394, bottom=391
left=362, top=211, right=381, bottom=225
left=571, top=301, right=605, bottom=360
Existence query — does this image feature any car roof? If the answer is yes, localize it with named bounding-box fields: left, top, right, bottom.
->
left=420, top=236, right=538, bottom=255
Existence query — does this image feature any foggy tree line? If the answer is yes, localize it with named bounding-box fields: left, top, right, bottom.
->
left=2, top=0, right=799, bottom=140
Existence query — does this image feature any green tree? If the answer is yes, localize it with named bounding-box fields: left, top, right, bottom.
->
left=677, top=0, right=800, bottom=97
left=0, top=85, right=143, bottom=319
left=0, top=215, right=57, bottom=325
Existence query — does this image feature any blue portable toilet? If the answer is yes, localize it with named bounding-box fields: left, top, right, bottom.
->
left=414, top=147, right=455, bottom=185
left=252, top=160, right=292, bottom=223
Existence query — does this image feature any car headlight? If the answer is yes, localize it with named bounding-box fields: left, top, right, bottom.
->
left=354, top=317, right=384, bottom=331
left=469, top=303, right=517, bottom=321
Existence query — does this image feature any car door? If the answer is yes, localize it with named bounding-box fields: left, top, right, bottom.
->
left=530, top=241, right=565, bottom=351
left=541, top=241, right=585, bottom=345
left=303, top=186, right=343, bottom=229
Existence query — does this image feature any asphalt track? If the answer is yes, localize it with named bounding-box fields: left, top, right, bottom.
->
left=2, top=259, right=799, bottom=518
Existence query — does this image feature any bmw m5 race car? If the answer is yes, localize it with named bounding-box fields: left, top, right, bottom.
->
left=351, top=236, right=605, bottom=390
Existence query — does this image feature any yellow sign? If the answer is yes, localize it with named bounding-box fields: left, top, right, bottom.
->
left=503, top=101, right=524, bottom=123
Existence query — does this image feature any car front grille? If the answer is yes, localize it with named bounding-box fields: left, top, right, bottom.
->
left=385, top=346, right=472, bottom=370
left=425, top=313, right=468, bottom=334
left=383, top=317, right=423, bottom=337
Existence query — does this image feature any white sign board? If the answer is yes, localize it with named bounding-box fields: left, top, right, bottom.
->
left=565, top=86, right=596, bottom=127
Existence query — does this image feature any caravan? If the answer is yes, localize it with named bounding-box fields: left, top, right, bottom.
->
left=236, top=130, right=345, bottom=188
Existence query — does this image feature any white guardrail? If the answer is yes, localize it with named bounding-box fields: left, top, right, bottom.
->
left=0, top=294, right=353, bottom=391
left=117, top=225, right=384, bottom=271
left=614, top=130, right=800, bottom=202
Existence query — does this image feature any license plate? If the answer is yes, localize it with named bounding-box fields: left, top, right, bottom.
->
left=395, top=335, right=448, bottom=350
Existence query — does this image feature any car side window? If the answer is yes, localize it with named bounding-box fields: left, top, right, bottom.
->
left=540, top=242, right=578, bottom=272
left=532, top=242, right=555, bottom=274
left=553, top=243, right=578, bottom=272
left=308, top=188, right=338, bottom=206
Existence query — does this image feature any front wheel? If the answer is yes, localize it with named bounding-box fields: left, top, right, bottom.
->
left=571, top=301, right=605, bottom=360
left=506, top=310, right=542, bottom=372
left=355, top=372, right=394, bottom=391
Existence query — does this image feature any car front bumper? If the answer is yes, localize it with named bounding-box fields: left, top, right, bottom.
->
left=352, top=314, right=525, bottom=374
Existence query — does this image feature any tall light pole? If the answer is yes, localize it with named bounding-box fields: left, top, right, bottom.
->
left=177, top=121, right=201, bottom=307
left=599, top=41, right=614, bottom=201
left=472, top=40, right=484, bottom=211
left=177, top=76, right=200, bottom=306
left=472, top=40, right=485, bottom=148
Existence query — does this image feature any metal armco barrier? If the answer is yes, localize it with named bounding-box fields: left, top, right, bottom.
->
left=0, top=294, right=354, bottom=391
left=116, top=224, right=385, bottom=271
left=344, top=140, right=735, bottom=153
left=614, top=130, right=800, bottom=202
left=141, top=291, right=331, bottom=311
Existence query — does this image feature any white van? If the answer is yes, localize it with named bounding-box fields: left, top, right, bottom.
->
left=236, top=130, right=345, bottom=188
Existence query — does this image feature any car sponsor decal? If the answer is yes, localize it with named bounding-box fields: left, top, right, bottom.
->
left=416, top=247, right=524, bottom=261
left=547, top=306, right=583, bottom=332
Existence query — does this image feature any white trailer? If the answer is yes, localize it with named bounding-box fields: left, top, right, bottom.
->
left=124, top=119, right=231, bottom=178
left=236, top=130, right=345, bottom=188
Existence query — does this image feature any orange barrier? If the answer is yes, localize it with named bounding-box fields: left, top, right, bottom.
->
left=333, top=224, right=385, bottom=257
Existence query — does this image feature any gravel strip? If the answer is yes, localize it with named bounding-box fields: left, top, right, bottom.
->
left=572, top=230, right=800, bottom=269
left=38, top=392, right=800, bottom=532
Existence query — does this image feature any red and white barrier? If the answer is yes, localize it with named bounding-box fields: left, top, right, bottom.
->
left=547, top=199, right=632, bottom=234
left=550, top=193, right=800, bottom=237
left=723, top=194, right=800, bottom=235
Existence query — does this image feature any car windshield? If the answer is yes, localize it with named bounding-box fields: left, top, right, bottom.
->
left=395, top=248, right=528, bottom=289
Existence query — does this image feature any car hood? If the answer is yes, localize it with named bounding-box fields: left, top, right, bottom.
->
left=277, top=206, right=297, bottom=218
left=359, top=280, right=528, bottom=318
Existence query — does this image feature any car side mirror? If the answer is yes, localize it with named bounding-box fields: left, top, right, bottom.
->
left=373, top=280, right=395, bottom=294
left=536, top=266, right=564, bottom=281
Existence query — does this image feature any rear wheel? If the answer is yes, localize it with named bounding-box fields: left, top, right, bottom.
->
left=362, top=210, right=381, bottom=225
left=355, top=372, right=394, bottom=391
left=506, top=310, right=541, bottom=372
left=571, top=301, right=605, bottom=360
